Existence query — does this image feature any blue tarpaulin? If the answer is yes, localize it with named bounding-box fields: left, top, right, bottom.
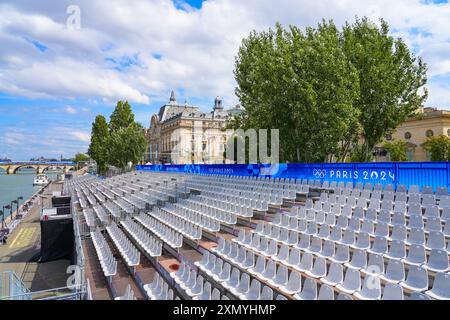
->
left=136, top=162, right=450, bottom=191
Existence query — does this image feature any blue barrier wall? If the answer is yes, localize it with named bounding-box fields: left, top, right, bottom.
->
left=136, top=162, right=450, bottom=191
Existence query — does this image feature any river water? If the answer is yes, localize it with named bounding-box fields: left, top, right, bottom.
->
left=0, top=169, right=57, bottom=219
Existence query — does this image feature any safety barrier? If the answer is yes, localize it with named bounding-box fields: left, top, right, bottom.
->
left=71, top=200, right=87, bottom=299
left=136, top=162, right=450, bottom=191
left=0, top=271, right=31, bottom=300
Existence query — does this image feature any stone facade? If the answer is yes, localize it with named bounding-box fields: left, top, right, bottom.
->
left=376, top=107, right=450, bottom=162
left=145, top=92, right=243, bottom=164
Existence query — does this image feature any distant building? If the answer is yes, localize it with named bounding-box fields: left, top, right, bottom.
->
left=376, top=107, right=450, bottom=162
left=145, top=91, right=243, bottom=164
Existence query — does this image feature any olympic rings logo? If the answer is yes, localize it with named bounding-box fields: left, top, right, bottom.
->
left=313, top=169, right=327, bottom=178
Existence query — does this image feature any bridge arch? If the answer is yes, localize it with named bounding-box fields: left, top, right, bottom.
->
left=12, top=165, right=39, bottom=174
left=0, top=162, right=76, bottom=174
left=42, top=166, right=64, bottom=173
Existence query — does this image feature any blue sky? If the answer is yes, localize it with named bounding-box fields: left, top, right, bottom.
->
left=1, top=0, right=450, bottom=160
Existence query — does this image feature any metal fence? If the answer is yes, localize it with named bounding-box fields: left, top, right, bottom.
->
left=136, top=162, right=450, bottom=191
left=0, top=199, right=87, bottom=300
left=0, top=271, right=31, bottom=300
left=71, top=200, right=87, bottom=299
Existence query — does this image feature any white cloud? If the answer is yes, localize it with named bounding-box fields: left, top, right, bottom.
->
left=0, top=0, right=449, bottom=109
left=67, top=130, right=91, bottom=143
left=64, top=105, right=77, bottom=114
left=0, top=126, right=90, bottom=160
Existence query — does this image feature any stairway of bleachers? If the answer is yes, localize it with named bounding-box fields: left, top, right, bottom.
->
left=64, top=171, right=450, bottom=300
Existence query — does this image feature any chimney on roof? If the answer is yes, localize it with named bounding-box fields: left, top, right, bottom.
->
left=214, top=96, right=223, bottom=111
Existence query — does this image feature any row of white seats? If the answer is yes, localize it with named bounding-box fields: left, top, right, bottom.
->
left=135, top=213, right=183, bottom=249
left=144, top=273, right=176, bottom=300
left=183, top=183, right=265, bottom=212
left=165, top=203, right=222, bottom=232
left=250, top=222, right=450, bottom=271
left=194, top=252, right=277, bottom=300
left=114, top=198, right=135, bottom=215
left=124, top=194, right=147, bottom=211
left=151, top=209, right=203, bottom=240
left=103, top=201, right=122, bottom=218
left=90, top=227, right=117, bottom=277
left=258, top=220, right=450, bottom=253
left=268, top=213, right=450, bottom=243
left=290, top=205, right=450, bottom=228
left=114, top=284, right=136, bottom=300
left=197, top=193, right=269, bottom=214
left=83, top=209, right=97, bottom=228
left=180, top=197, right=239, bottom=225
left=106, top=224, right=141, bottom=267
left=272, top=209, right=450, bottom=238
left=214, top=236, right=450, bottom=300
left=183, top=181, right=286, bottom=206
left=93, top=205, right=110, bottom=226
left=194, top=192, right=257, bottom=217
left=121, top=217, right=162, bottom=257
left=318, top=191, right=450, bottom=208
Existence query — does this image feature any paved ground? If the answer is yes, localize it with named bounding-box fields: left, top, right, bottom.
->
left=0, top=181, right=71, bottom=295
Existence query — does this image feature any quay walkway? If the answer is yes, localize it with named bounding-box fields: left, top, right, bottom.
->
left=0, top=182, right=71, bottom=298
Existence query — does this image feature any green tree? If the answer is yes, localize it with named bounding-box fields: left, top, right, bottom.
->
left=423, top=135, right=450, bottom=161
left=232, top=17, right=428, bottom=163
left=342, top=17, right=428, bottom=162
left=383, top=140, right=408, bottom=162
left=234, top=21, right=360, bottom=163
left=88, top=115, right=109, bottom=174
left=107, top=101, right=147, bottom=169
left=109, top=100, right=135, bottom=132
left=108, top=122, right=147, bottom=169
left=74, top=153, right=90, bottom=163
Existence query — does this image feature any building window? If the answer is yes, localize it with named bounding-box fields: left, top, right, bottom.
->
left=404, top=132, right=412, bottom=140
left=448, top=129, right=450, bottom=137
left=425, top=150, right=432, bottom=161
left=385, top=134, right=392, bottom=141
left=426, top=130, right=434, bottom=138
left=406, top=149, right=414, bottom=162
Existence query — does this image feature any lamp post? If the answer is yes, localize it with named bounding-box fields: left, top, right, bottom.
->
left=0, top=210, right=3, bottom=230
left=11, top=200, right=17, bottom=221
left=2, top=205, right=11, bottom=230
left=16, top=196, right=23, bottom=219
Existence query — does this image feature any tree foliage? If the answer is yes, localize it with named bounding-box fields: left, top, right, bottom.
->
left=233, top=17, right=428, bottom=163
left=74, top=153, right=90, bottom=163
left=108, top=122, right=147, bottom=169
left=342, top=18, right=428, bottom=161
left=423, top=135, right=450, bottom=161
left=109, top=100, right=135, bottom=132
left=383, top=140, right=408, bottom=162
left=107, top=101, right=146, bottom=169
left=88, top=115, right=109, bottom=174
left=88, top=101, right=147, bottom=173
left=234, top=21, right=360, bottom=163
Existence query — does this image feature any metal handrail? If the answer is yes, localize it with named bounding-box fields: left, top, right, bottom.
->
left=0, top=271, right=31, bottom=300
left=1, top=284, right=85, bottom=300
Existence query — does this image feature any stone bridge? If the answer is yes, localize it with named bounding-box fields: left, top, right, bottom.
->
left=0, top=162, right=76, bottom=175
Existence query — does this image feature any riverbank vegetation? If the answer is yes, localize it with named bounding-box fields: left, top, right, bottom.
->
left=88, top=101, right=147, bottom=174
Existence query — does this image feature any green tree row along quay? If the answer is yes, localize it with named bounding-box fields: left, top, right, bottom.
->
left=231, top=17, right=428, bottom=163
left=88, top=101, right=147, bottom=174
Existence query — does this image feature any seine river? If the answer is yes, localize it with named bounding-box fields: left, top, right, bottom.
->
left=0, top=169, right=57, bottom=219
